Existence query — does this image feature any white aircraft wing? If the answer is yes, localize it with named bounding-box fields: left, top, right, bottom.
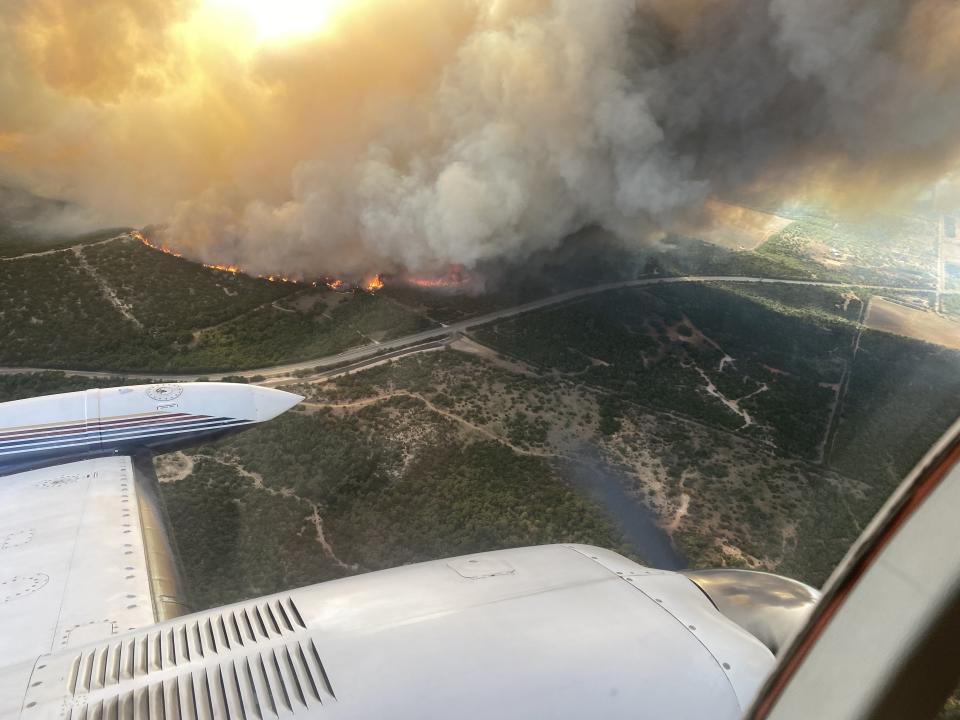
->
left=0, top=383, right=303, bottom=719
left=0, top=456, right=187, bottom=717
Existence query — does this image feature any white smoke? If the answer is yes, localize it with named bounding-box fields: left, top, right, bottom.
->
left=1, top=0, right=959, bottom=277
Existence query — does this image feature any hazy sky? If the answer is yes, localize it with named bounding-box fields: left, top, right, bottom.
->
left=1, top=0, right=958, bottom=277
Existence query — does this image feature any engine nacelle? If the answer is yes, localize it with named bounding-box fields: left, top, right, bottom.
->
left=683, top=568, right=820, bottom=655
left=0, top=382, right=303, bottom=477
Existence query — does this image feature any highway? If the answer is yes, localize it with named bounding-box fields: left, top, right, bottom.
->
left=0, top=274, right=949, bottom=384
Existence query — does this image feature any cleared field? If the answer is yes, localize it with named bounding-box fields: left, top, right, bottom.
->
left=866, top=297, right=960, bottom=349
left=693, top=200, right=794, bottom=251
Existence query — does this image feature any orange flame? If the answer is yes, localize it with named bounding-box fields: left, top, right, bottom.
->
left=136, top=230, right=386, bottom=290
left=404, top=265, right=471, bottom=290
left=133, top=231, right=183, bottom=259
left=204, top=262, right=242, bottom=274
left=406, top=277, right=455, bottom=289
left=136, top=231, right=305, bottom=284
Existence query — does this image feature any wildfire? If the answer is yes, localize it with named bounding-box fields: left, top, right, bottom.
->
left=406, top=277, right=457, bottom=289
left=403, top=265, right=473, bottom=291
left=204, top=262, right=242, bottom=274
left=135, top=229, right=387, bottom=291
left=132, top=231, right=183, bottom=259
left=365, top=274, right=385, bottom=292
left=135, top=230, right=306, bottom=284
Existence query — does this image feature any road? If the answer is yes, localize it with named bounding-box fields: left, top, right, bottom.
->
left=1, top=274, right=952, bottom=384
left=0, top=233, right=130, bottom=262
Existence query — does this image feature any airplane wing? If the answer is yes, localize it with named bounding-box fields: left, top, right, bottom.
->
left=0, top=383, right=303, bottom=719
left=0, top=456, right=186, bottom=714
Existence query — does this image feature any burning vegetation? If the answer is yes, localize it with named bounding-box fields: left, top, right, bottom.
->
left=135, top=230, right=387, bottom=293
left=136, top=231, right=299, bottom=283
left=133, top=231, right=183, bottom=259
left=401, top=265, right=473, bottom=291
left=136, top=230, right=480, bottom=296
left=203, top=262, right=243, bottom=275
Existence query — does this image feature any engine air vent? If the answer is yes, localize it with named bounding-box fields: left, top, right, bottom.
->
left=68, top=597, right=308, bottom=694
left=65, top=639, right=335, bottom=720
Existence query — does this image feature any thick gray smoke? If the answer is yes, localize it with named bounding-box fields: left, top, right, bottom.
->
left=2, top=0, right=959, bottom=277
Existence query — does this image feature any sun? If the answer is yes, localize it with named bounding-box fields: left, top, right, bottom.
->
left=206, top=0, right=347, bottom=43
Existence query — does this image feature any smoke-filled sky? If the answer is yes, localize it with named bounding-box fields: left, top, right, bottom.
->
left=1, top=0, right=959, bottom=277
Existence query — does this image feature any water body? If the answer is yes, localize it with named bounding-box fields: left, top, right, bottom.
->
left=565, top=448, right=687, bottom=571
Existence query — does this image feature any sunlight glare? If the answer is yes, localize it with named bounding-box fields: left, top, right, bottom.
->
left=207, top=0, right=347, bottom=42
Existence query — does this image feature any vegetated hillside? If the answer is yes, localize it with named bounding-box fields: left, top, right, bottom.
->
left=0, top=238, right=435, bottom=372
left=467, top=284, right=960, bottom=576
left=3, top=208, right=958, bottom=615
left=10, top=277, right=954, bottom=607
left=473, top=284, right=855, bottom=460
left=382, top=285, right=515, bottom=324
left=830, top=330, right=960, bottom=498
left=7, top=286, right=953, bottom=612
left=0, top=252, right=141, bottom=367
left=159, top=339, right=868, bottom=610
left=160, top=383, right=630, bottom=610
left=83, top=239, right=297, bottom=331
left=160, top=457, right=349, bottom=609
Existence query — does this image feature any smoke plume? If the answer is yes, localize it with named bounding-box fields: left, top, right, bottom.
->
left=1, top=0, right=958, bottom=277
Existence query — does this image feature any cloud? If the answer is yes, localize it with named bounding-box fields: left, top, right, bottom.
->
left=0, top=0, right=958, bottom=277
